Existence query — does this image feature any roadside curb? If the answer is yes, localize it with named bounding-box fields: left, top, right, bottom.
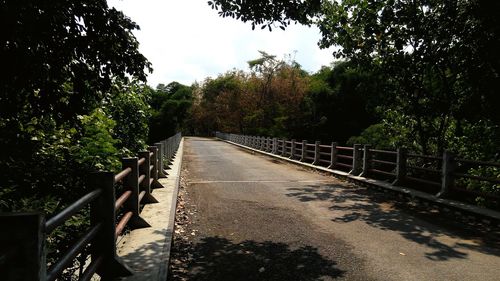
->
left=116, top=138, right=184, bottom=281
left=219, top=138, right=500, bottom=225
left=162, top=138, right=184, bottom=280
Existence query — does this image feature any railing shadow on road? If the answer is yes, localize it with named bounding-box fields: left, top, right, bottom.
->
left=286, top=184, right=500, bottom=261
left=171, top=236, right=344, bottom=281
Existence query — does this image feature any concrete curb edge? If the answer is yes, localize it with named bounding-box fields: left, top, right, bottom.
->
left=159, top=137, right=184, bottom=281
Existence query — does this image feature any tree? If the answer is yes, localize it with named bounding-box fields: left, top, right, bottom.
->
left=208, top=0, right=321, bottom=30
left=0, top=1, right=152, bottom=276
left=1, top=0, right=150, bottom=124
left=148, top=82, right=193, bottom=142
left=209, top=0, right=500, bottom=156
left=301, top=61, right=383, bottom=143
left=106, top=81, right=152, bottom=153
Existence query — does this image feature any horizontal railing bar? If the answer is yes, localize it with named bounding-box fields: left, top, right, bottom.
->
left=319, top=159, right=330, bottom=163
left=368, top=169, right=396, bottom=177
left=138, top=190, right=146, bottom=203
left=79, top=256, right=104, bottom=281
left=408, top=165, right=440, bottom=173
left=285, top=141, right=291, bottom=144
left=407, top=153, right=441, bottom=160
left=454, top=173, right=500, bottom=184
left=138, top=174, right=145, bottom=185
left=371, top=159, right=397, bottom=166
left=306, top=143, right=315, bottom=147
left=115, top=211, right=133, bottom=238
left=406, top=176, right=441, bottom=187
left=114, top=167, right=132, bottom=183
left=337, top=155, right=353, bottom=160
left=138, top=157, right=146, bottom=166
left=455, top=159, right=500, bottom=167
left=304, top=156, right=314, bottom=160
left=47, top=223, right=102, bottom=281
left=370, top=149, right=397, bottom=155
left=336, top=146, right=353, bottom=150
left=334, top=162, right=352, bottom=168
left=45, top=189, right=102, bottom=233
left=115, top=190, right=132, bottom=211
left=319, top=152, right=330, bottom=156
left=319, top=145, right=330, bottom=148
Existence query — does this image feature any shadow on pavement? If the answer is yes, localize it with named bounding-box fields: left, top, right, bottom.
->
left=174, top=236, right=344, bottom=281
left=286, top=184, right=500, bottom=261
left=117, top=230, right=171, bottom=280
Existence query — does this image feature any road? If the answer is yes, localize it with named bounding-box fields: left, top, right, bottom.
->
left=174, top=137, right=500, bottom=280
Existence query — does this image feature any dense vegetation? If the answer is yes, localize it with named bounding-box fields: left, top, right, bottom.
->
left=0, top=0, right=498, bottom=277
left=208, top=0, right=499, bottom=159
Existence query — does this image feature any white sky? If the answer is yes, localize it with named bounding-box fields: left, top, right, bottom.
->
left=108, top=0, right=336, bottom=87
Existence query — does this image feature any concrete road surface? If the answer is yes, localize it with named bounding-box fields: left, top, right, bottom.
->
left=178, top=137, right=500, bottom=281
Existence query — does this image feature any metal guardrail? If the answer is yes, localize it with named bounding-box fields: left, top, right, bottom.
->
left=216, top=132, right=499, bottom=203
left=0, top=133, right=181, bottom=281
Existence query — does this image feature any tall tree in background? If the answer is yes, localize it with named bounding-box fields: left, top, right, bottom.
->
left=148, top=82, right=193, bottom=142
left=209, top=0, right=500, bottom=157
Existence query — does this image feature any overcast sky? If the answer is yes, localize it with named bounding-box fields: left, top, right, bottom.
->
left=108, top=0, right=336, bottom=87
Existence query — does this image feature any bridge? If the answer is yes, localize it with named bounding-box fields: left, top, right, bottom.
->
left=1, top=133, right=500, bottom=280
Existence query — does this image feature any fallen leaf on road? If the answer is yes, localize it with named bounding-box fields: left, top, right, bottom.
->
left=399, top=252, right=406, bottom=256
left=259, top=267, right=265, bottom=273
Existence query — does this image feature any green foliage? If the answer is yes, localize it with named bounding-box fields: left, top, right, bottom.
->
left=107, top=81, right=152, bottom=153
left=299, top=61, right=381, bottom=143
left=1, top=0, right=151, bottom=128
left=347, top=124, right=396, bottom=149
left=73, top=109, right=120, bottom=172
left=208, top=0, right=321, bottom=30
left=148, top=82, right=193, bottom=142
left=208, top=0, right=500, bottom=157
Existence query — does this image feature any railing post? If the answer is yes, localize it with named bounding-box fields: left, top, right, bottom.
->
left=290, top=139, right=296, bottom=159
left=281, top=139, right=287, bottom=156
left=327, top=142, right=337, bottom=169
left=437, top=150, right=455, bottom=198
left=393, top=147, right=407, bottom=185
left=272, top=138, right=277, bottom=154
left=154, top=142, right=167, bottom=178
left=138, top=151, right=158, bottom=203
left=122, top=157, right=151, bottom=228
left=360, top=144, right=372, bottom=177
left=161, top=140, right=167, bottom=163
left=89, top=172, right=132, bottom=279
left=148, top=146, right=163, bottom=188
left=350, top=144, right=363, bottom=175
left=0, top=212, right=46, bottom=281
left=301, top=140, right=307, bottom=162
left=267, top=137, right=272, bottom=152
left=313, top=141, right=321, bottom=165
